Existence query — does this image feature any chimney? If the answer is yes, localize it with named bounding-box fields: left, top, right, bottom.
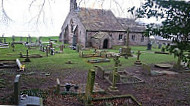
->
left=70, top=0, right=77, bottom=11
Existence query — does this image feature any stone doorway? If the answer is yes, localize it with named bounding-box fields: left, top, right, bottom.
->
left=103, top=39, right=109, bottom=49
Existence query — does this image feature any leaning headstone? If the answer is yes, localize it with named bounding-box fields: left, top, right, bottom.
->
left=84, top=69, right=95, bottom=105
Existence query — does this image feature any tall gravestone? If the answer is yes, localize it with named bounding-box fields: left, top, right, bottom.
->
left=84, top=69, right=95, bottom=105
left=108, top=55, right=120, bottom=92
left=120, top=28, right=132, bottom=57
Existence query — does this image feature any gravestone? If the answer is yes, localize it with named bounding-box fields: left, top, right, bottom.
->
left=158, top=43, right=162, bottom=49
left=29, top=36, right=32, bottom=43
left=147, top=42, right=152, bottom=50
left=60, top=45, right=64, bottom=52
left=0, top=38, right=2, bottom=43
left=14, top=75, right=21, bottom=105
left=11, top=43, right=15, bottom=51
left=50, top=48, right=55, bottom=55
left=4, top=38, right=6, bottom=43
left=161, top=47, right=165, bottom=52
left=142, top=64, right=151, bottom=75
left=84, top=69, right=95, bottom=105
left=46, top=46, right=49, bottom=57
left=94, top=66, right=105, bottom=79
left=25, top=50, right=31, bottom=62
left=108, top=55, right=120, bottom=92
left=12, top=35, right=15, bottom=42
left=120, top=28, right=132, bottom=57
left=134, top=50, right=142, bottom=65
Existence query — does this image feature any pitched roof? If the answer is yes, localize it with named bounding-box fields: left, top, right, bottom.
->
left=117, top=18, right=145, bottom=33
left=77, top=8, right=125, bottom=31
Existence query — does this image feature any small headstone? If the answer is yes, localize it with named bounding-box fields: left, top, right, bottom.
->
left=46, top=46, right=49, bottom=57
left=3, top=38, right=6, bottom=43
left=142, top=64, right=151, bottom=75
left=94, top=66, right=105, bottom=79
left=50, top=48, right=55, bottom=55
left=24, top=50, right=31, bottom=62
left=147, top=42, right=152, bottom=50
left=158, top=43, right=162, bottom=49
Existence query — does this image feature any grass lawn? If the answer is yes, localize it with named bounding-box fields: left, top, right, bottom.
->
left=0, top=36, right=177, bottom=71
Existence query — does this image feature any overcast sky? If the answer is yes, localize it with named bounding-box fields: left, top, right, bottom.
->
left=0, top=0, right=158, bottom=37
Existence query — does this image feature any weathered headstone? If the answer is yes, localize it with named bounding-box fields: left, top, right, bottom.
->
left=14, top=74, right=21, bottom=105
left=142, top=64, right=151, bottom=75
left=94, top=66, right=105, bottom=79
left=84, top=69, right=95, bottom=105
left=120, top=28, right=132, bottom=57
left=134, top=50, right=142, bottom=65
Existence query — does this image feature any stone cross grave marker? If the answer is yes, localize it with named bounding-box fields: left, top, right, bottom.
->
left=134, top=50, right=142, bottom=65
left=108, top=55, right=120, bottom=92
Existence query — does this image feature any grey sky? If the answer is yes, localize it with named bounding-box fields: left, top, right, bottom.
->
left=0, top=0, right=156, bottom=37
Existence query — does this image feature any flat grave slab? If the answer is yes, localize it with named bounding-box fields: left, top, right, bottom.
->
left=155, top=64, right=173, bottom=69
left=78, top=83, right=105, bottom=94
left=151, top=70, right=178, bottom=76
left=105, top=71, right=144, bottom=85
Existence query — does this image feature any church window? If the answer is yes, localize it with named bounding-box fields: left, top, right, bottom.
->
left=119, top=34, right=123, bottom=40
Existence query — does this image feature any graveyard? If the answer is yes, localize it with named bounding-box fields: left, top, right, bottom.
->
left=0, top=36, right=190, bottom=105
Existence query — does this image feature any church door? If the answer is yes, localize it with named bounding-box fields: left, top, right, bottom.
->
left=103, top=39, right=109, bottom=49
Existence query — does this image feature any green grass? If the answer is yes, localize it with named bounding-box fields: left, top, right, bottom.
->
left=0, top=37, right=177, bottom=71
